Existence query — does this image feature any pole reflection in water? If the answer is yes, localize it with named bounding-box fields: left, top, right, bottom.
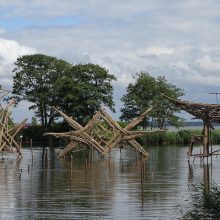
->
left=187, top=156, right=214, bottom=191
left=203, top=163, right=210, bottom=191
left=187, top=160, right=194, bottom=184
left=140, top=157, right=146, bottom=208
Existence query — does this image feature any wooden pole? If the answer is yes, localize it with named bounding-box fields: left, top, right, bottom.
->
left=203, top=122, right=209, bottom=156
left=30, top=139, right=33, bottom=162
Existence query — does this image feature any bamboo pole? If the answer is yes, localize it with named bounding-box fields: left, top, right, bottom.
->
left=125, top=107, right=153, bottom=131
left=0, top=97, right=26, bottom=155
left=31, top=139, right=33, bottom=162
left=203, top=121, right=209, bottom=155
left=46, top=107, right=155, bottom=158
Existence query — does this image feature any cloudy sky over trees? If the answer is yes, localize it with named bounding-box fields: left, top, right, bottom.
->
left=1, top=0, right=220, bottom=120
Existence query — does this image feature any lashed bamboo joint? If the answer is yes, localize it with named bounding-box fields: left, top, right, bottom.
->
left=163, top=95, right=220, bottom=158
left=0, top=88, right=27, bottom=156
left=45, top=107, right=163, bottom=159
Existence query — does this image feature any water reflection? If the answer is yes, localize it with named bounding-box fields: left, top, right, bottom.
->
left=187, top=154, right=217, bottom=190
left=0, top=146, right=219, bottom=219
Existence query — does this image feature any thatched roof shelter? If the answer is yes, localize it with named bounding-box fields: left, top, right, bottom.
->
left=163, top=95, right=220, bottom=122
left=164, top=95, right=220, bottom=157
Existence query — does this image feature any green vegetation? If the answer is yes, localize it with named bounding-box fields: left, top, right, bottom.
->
left=181, top=182, right=220, bottom=219
left=21, top=123, right=220, bottom=146
left=31, top=116, right=38, bottom=126
left=139, top=130, right=181, bottom=145
left=54, top=63, right=116, bottom=125
left=22, top=122, right=69, bottom=145
left=11, top=54, right=116, bottom=129
left=11, top=53, right=216, bottom=148
left=11, top=54, right=72, bottom=129
left=120, top=72, right=184, bottom=129
left=139, top=129, right=220, bottom=146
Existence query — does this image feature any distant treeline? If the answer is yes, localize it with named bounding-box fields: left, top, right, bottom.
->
left=21, top=123, right=69, bottom=147
left=21, top=124, right=220, bottom=147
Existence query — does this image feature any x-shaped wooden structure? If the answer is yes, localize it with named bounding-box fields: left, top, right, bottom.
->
left=0, top=89, right=27, bottom=156
left=45, top=107, right=162, bottom=158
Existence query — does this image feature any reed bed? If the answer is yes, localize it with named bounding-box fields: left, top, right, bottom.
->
left=181, top=182, right=220, bottom=219
left=139, top=129, right=220, bottom=146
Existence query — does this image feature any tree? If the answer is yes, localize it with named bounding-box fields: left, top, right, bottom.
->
left=12, top=55, right=116, bottom=128
left=31, top=116, right=38, bottom=125
left=54, top=63, right=116, bottom=124
left=12, top=54, right=72, bottom=129
left=120, top=72, right=184, bottom=129
left=153, top=76, right=185, bottom=129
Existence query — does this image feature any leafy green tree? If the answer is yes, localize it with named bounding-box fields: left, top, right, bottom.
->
left=31, top=116, right=38, bottom=125
left=12, top=55, right=116, bottom=127
left=54, top=63, right=116, bottom=124
left=152, top=75, right=185, bottom=129
left=120, top=72, right=184, bottom=129
left=11, top=54, right=72, bottom=129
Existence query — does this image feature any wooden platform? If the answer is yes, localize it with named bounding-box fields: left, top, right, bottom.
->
left=164, top=95, right=220, bottom=158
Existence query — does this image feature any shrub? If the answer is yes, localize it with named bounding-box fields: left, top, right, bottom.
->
left=181, top=182, right=220, bottom=219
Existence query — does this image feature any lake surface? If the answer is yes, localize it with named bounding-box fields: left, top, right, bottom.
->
left=0, top=145, right=220, bottom=220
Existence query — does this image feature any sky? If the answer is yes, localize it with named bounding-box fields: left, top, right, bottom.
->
left=1, top=0, right=220, bottom=122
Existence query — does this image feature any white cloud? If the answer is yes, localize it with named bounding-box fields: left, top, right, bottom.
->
left=0, top=38, right=36, bottom=86
left=138, top=47, right=174, bottom=56
left=2, top=0, right=220, bottom=119
left=196, top=55, right=220, bottom=73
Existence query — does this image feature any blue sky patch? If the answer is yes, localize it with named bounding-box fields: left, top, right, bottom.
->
left=0, top=14, right=87, bottom=31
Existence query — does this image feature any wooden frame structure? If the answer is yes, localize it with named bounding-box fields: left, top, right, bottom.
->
left=45, top=107, right=162, bottom=158
left=0, top=88, right=27, bottom=156
left=164, top=95, right=220, bottom=158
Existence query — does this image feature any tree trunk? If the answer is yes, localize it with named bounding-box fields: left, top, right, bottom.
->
left=44, top=103, right=48, bottom=128
left=47, top=109, right=54, bottom=130
left=40, top=106, right=45, bottom=127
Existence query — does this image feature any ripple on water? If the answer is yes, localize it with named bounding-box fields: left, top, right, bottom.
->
left=0, top=146, right=218, bottom=219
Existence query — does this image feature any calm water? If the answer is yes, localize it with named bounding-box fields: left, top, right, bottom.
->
left=0, top=145, right=220, bottom=220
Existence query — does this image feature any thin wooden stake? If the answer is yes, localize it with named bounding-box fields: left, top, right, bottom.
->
left=30, top=139, right=33, bottom=162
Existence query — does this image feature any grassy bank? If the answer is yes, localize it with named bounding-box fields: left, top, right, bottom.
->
left=138, top=129, right=220, bottom=146
left=21, top=124, right=220, bottom=147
